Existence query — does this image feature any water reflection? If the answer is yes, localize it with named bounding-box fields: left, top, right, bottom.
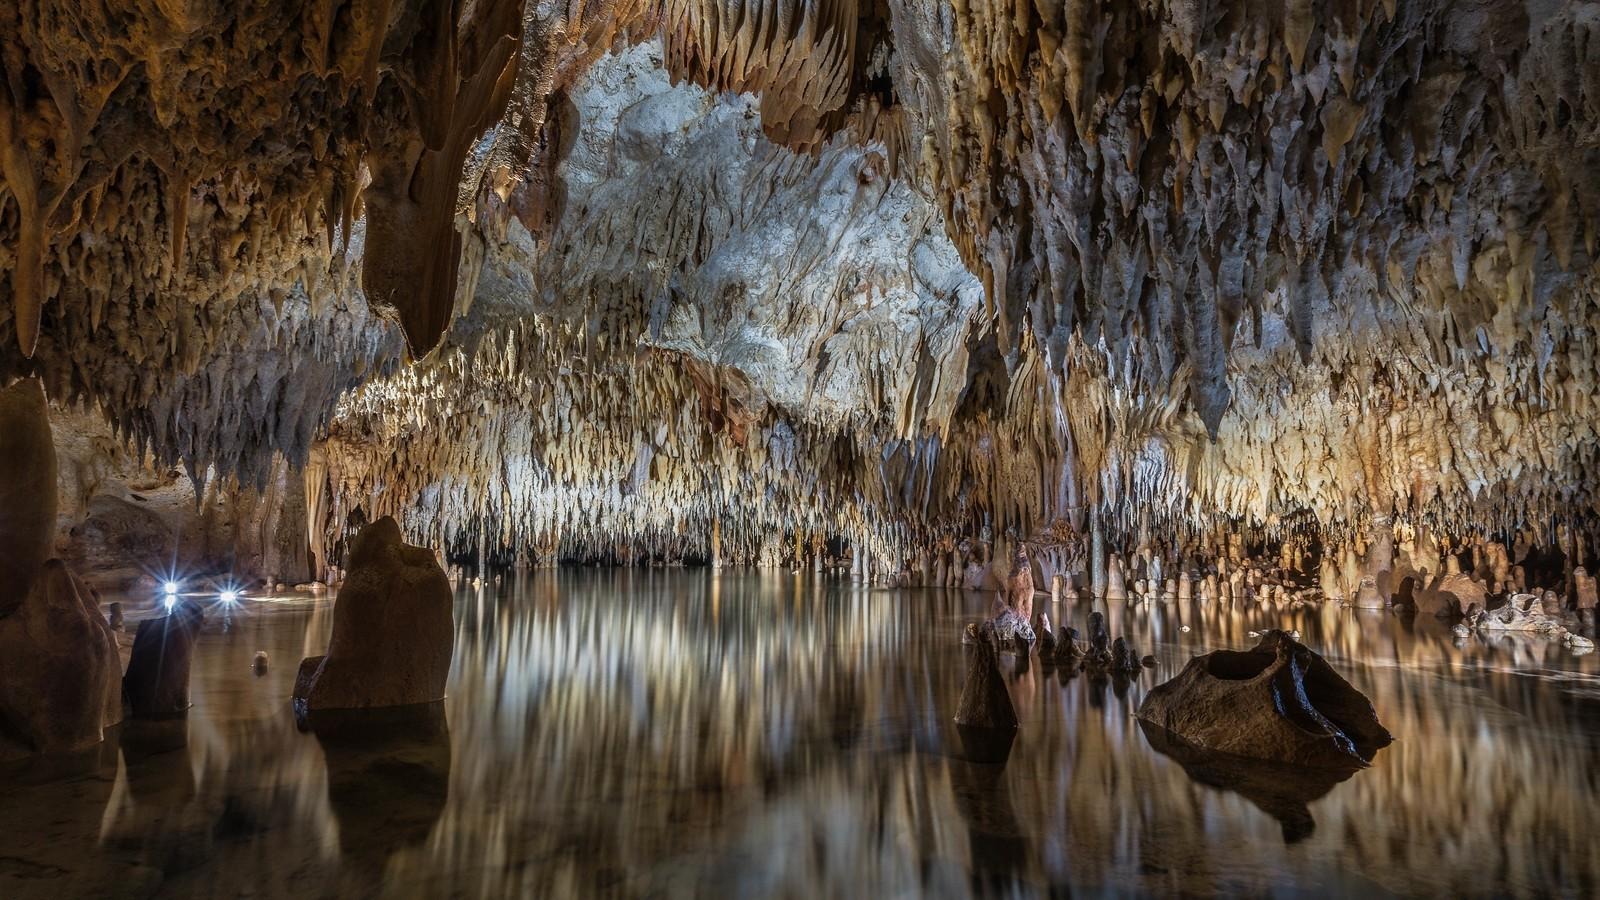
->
left=0, top=571, right=1596, bottom=898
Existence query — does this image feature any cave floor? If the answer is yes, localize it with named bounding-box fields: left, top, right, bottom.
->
left=2, top=569, right=1597, bottom=899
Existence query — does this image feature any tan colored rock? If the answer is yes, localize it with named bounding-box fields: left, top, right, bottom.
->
left=1574, top=567, right=1597, bottom=611
left=1352, top=577, right=1385, bottom=609
left=293, top=517, right=454, bottom=711
left=1105, top=553, right=1128, bottom=602
left=1004, top=544, right=1034, bottom=623
left=1421, top=573, right=1486, bottom=618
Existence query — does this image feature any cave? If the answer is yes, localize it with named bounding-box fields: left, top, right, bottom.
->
left=2, top=1, right=1599, bottom=896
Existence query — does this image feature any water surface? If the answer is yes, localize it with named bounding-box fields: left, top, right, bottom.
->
left=2, top=570, right=1597, bottom=898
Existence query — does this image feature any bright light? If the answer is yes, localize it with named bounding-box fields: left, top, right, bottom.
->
left=220, top=590, right=239, bottom=604
left=163, top=594, right=176, bottom=611
left=163, top=581, right=178, bottom=595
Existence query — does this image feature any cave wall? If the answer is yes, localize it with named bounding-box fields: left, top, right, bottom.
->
left=49, top=403, right=314, bottom=592
left=1, top=1, right=1596, bottom=578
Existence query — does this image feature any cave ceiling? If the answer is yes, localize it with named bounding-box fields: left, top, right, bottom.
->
left=1, top=0, right=1597, bottom=561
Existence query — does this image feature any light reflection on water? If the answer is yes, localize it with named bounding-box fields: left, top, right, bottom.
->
left=2, top=569, right=1597, bottom=898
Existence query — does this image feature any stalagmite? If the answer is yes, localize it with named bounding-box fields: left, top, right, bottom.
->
left=124, top=601, right=206, bottom=718
left=0, top=378, right=58, bottom=604
left=293, top=518, right=453, bottom=712
left=1105, top=554, right=1128, bottom=603
left=0, top=560, right=123, bottom=759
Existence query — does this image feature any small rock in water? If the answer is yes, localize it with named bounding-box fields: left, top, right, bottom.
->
left=253, top=651, right=269, bottom=675
left=1286, top=629, right=1301, bottom=641
left=1248, top=630, right=1262, bottom=638
left=1180, top=625, right=1190, bottom=633
left=961, top=622, right=979, bottom=645
left=1058, top=626, right=1080, bottom=660
left=1564, top=634, right=1594, bottom=654
left=1036, top=614, right=1057, bottom=658
left=1110, top=637, right=1140, bottom=672
left=1451, top=623, right=1470, bottom=639
left=108, top=601, right=124, bottom=631
left=1141, top=655, right=1157, bottom=668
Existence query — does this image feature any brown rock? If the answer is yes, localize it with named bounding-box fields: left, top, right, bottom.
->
left=0, top=560, right=123, bottom=759
left=1415, top=572, right=1484, bottom=617
left=1005, top=544, right=1034, bottom=622
left=0, top=377, right=58, bottom=611
left=954, top=624, right=1017, bottom=732
left=293, top=517, right=454, bottom=711
left=1135, top=631, right=1392, bottom=769
left=123, top=600, right=205, bottom=717
left=953, top=623, right=1017, bottom=764
left=1351, top=576, right=1385, bottom=609
left=1574, top=567, right=1597, bottom=611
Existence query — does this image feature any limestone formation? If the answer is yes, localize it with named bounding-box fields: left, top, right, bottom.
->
left=1352, top=577, right=1385, bottom=610
left=1467, top=595, right=1567, bottom=635
left=124, top=601, right=206, bottom=718
left=0, top=560, right=123, bottom=759
left=1575, top=568, right=1598, bottom=611
left=293, top=517, right=454, bottom=712
left=0, top=377, right=57, bottom=606
left=0, top=2, right=1597, bottom=645
left=954, top=623, right=1018, bottom=762
left=1105, top=555, right=1128, bottom=602
left=1421, top=574, right=1489, bottom=618
left=1136, top=631, right=1392, bottom=769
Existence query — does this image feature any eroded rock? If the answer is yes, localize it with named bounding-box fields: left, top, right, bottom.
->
left=292, top=517, right=453, bottom=712
left=0, top=560, right=123, bottom=759
left=1136, top=631, right=1392, bottom=769
left=124, top=601, right=205, bottom=718
left=0, top=378, right=58, bottom=608
left=1467, top=595, right=1567, bottom=635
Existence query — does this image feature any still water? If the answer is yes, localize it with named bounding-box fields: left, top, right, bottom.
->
left=3, top=570, right=1598, bottom=898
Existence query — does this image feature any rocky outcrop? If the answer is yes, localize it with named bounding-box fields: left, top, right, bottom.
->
left=1136, top=631, right=1392, bottom=769
left=123, top=601, right=206, bottom=718
left=953, top=626, right=1018, bottom=765
left=292, top=517, right=454, bottom=712
left=0, top=560, right=123, bottom=760
left=1466, top=595, right=1568, bottom=634
left=1575, top=567, right=1598, bottom=611
left=1417, top=573, right=1487, bottom=618
left=0, top=377, right=57, bottom=606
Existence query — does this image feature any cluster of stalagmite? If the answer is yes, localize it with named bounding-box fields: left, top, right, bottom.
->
left=2, top=3, right=1597, bottom=582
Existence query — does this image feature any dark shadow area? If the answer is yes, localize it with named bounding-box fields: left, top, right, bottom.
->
left=1139, top=719, right=1363, bottom=844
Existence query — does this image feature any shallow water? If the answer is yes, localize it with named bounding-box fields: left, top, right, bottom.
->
left=3, top=570, right=1598, bottom=899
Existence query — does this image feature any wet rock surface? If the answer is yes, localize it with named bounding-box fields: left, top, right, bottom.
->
left=292, top=517, right=453, bottom=712
left=1136, top=630, right=1392, bottom=769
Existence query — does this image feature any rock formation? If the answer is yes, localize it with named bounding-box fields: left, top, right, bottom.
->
left=1466, top=594, right=1568, bottom=634
left=954, top=622, right=1018, bottom=764
left=293, top=517, right=454, bottom=712
left=1137, top=631, right=1392, bottom=769
left=0, top=4, right=1595, bottom=603
left=123, top=600, right=206, bottom=718
left=0, top=559, right=123, bottom=760
left=0, top=377, right=57, bottom=604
